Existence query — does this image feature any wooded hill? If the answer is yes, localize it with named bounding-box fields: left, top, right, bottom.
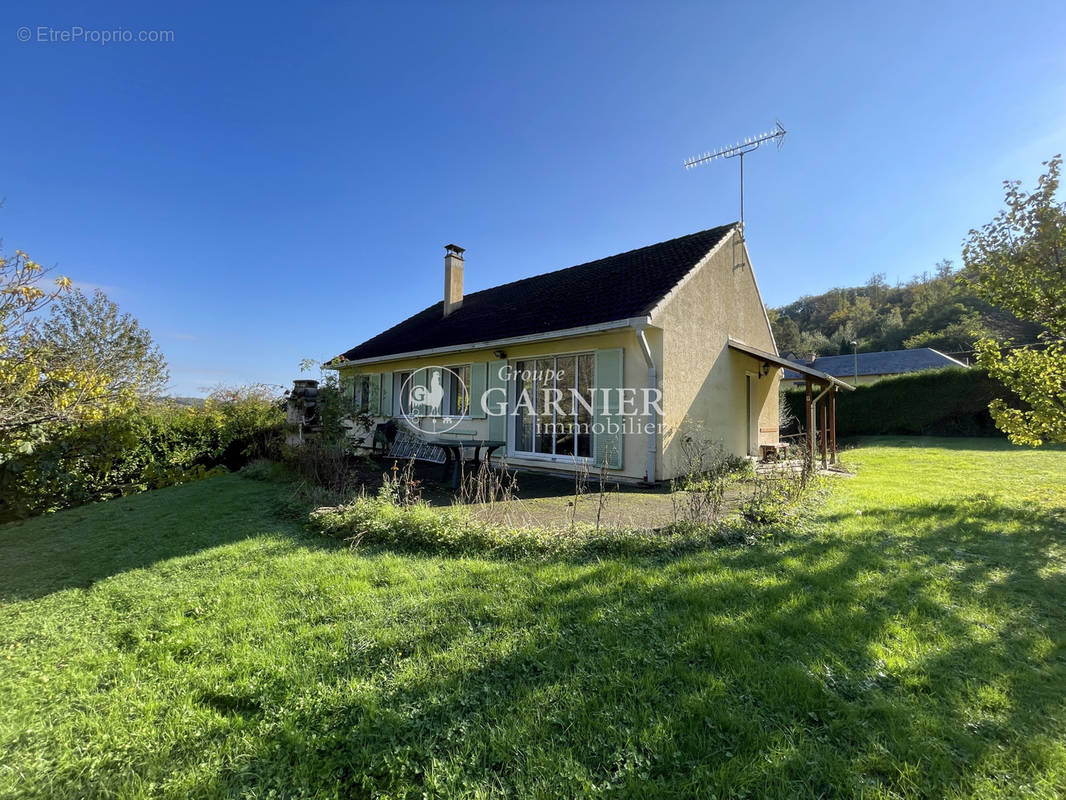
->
left=768, top=260, right=1044, bottom=358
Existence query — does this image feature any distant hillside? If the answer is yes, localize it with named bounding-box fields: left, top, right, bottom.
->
left=167, top=396, right=206, bottom=408
left=768, top=260, right=1044, bottom=359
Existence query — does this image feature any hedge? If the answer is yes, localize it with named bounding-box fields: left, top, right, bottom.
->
left=783, top=367, right=1016, bottom=438
left=0, top=399, right=283, bottom=521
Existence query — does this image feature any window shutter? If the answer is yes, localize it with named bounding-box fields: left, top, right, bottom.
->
left=368, top=373, right=382, bottom=416
left=487, top=360, right=507, bottom=441
left=469, top=362, right=488, bottom=418
left=339, top=374, right=355, bottom=408
left=380, top=372, right=393, bottom=417
left=593, top=348, right=624, bottom=470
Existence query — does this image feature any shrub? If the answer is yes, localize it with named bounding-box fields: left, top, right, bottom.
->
left=279, top=371, right=380, bottom=496
left=239, top=458, right=290, bottom=482
left=670, top=422, right=752, bottom=526
left=0, top=389, right=284, bottom=520
left=740, top=467, right=810, bottom=524
left=307, top=487, right=803, bottom=561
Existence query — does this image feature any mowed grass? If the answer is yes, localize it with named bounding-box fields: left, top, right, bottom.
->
left=1, top=439, right=1065, bottom=798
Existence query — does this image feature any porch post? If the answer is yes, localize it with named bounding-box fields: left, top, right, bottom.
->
left=805, top=378, right=814, bottom=463
left=829, top=385, right=837, bottom=465
left=819, top=387, right=828, bottom=470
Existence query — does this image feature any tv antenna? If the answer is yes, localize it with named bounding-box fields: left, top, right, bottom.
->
left=683, top=120, right=787, bottom=228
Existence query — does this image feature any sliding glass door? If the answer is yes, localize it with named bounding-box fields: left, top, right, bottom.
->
left=512, top=353, right=594, bottom=458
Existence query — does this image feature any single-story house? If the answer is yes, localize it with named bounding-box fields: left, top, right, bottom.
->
left=782, top=348, right=969, bottom=389
left=327, top=224, right=841, bottom=482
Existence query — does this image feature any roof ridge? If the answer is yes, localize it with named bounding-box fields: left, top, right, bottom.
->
left=457, top=224, right=738, bottom=301
left=333, top=224, right=737, bottom=363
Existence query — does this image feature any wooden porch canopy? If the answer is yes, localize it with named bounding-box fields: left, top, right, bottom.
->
left=727, top=339, right=855, bottom=468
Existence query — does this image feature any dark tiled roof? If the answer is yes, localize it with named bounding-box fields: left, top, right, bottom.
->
left=336, top=225, right=735, bottom=362
left=782, top=348, right=968, bottom=380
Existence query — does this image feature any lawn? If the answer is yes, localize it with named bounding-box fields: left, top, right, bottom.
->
left=1, top=438, right=1065, bottom=798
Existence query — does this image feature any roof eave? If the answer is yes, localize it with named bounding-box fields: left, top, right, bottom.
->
left=728, top=338, right=855, bottom=390
left=326, top=316, right=654, bottom=369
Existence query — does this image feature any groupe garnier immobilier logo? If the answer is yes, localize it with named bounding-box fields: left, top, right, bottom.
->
left=398, top=364, right=663, bottom=437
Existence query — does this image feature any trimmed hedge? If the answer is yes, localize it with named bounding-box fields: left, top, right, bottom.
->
left=784, top=367, right=1016, bottom=437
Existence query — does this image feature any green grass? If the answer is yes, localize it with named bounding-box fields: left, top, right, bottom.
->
left=1, top=438, right=1065, bottom=798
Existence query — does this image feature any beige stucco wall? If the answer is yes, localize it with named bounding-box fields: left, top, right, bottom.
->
left=339, top=328, right=655, bottom=481
left=652, top=230, right=781, bottom=478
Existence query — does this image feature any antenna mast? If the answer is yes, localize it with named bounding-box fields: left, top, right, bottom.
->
left=683, top=120, right=787, bottom=228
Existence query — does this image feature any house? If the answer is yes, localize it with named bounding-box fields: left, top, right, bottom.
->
left=781, top=348, right=969, bottom=389
left=327, top=224, right=842, bottom=482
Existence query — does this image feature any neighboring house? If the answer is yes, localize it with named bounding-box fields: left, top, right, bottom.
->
left=782, top=348, right=969, bottom=389
left=327, top=224, right=832, bottom=482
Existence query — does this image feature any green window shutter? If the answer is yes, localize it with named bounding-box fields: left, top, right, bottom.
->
left=380, top=372, right=393, bottom=417
left=339, top=374, right=355, bottom=408
left=593, top=348, right=624, bottom=470
left=469, top=362, right=488, bottom=418
left=368, top=373, right=382, bottom=416
left=486, top=360, right=507, bottom=441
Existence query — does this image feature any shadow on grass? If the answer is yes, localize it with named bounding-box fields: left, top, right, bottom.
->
left=6, top=463, right=1066, bottom=796
left=0, top=474, right=311, bottom=602
left=0, top=466, right=715, bottom=602
left=101, top=497, right=1066, bottom=797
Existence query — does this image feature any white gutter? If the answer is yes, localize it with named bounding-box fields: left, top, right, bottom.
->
left=633, top=319, right=658, bottom=484
left=327, top=317, right=648, bottom=369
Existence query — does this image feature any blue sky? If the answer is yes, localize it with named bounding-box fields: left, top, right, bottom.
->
left=2, top=1, right=1064, bottom=395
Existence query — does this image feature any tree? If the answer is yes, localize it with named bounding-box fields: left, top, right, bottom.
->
left=964, top=155, right=1066, bottom=445
left=1, top=252, right=168, bottom=450
left=0, top=245, right=71, bottom=436
left=768, top=308, right=802, bottom=354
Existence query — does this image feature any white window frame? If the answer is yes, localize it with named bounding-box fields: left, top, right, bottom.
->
left=443, top=363, right=472, bottom=419
left=506, top=350, right=595, bottom=463
left=354, top=375, right=371, bottom=414
left=393, top=371, right=411, bottom=417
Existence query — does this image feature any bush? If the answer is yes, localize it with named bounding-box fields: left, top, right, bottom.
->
left=0, top=389, right=284, bottom=520
left=307, top=485, right=801, bottom=560
left=239, top=458, right=290, bottom=482
left=740, top=467, right=810, bottom=524
left=670, top=422, right=753, bottom=526
left=783, top=367, right=1019, bottom=438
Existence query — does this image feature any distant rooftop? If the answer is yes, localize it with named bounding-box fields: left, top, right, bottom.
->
left=782, top=348, right=968, bottom=380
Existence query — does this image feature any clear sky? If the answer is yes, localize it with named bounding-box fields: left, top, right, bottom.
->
left=2, top=1, right=1064, bottom=395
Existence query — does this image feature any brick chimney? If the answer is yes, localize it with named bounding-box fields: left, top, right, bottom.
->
left=444, top=244, right=464, bottom=317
